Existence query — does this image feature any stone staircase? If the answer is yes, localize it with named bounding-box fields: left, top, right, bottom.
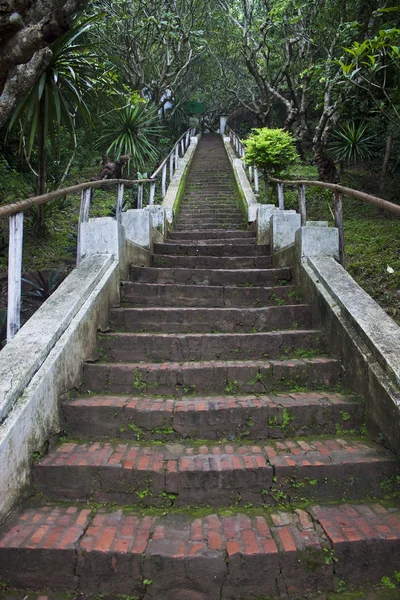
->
left=0, top=134, right=400, bottom=600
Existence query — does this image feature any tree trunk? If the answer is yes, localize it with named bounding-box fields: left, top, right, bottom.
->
left=379, top=135, right=393, bottom=192
left=37, top=94, right=46, bottom=234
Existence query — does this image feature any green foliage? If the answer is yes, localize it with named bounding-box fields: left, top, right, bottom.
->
left=22, top=268, right=64, bottom=300
left=96, top=102, right=164, bottom=173
left=243, top=128, right=299, bottom=176
left=330, top=121, right=377, bottom=163
left=8, top=14, right=103, bottom=160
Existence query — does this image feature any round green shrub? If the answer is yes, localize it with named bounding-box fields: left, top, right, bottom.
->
left=243, top=128, right=299, bottom=176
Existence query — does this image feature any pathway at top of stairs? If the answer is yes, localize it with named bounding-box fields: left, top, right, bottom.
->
left=0, top=133, right=399, bottom=600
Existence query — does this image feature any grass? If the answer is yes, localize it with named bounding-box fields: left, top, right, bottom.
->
left=260, top=161, right=400, bottom=325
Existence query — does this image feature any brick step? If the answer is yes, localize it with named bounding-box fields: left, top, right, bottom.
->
left=83, top=356, right=340, bottom=396
left=175, top=223, right=244, bottom=230
left=153, top=243, right=270, bottom=257
left=165, top=238, right=256, bottom=246
left=109, top=305, right=310, bottom=333
left=63, top=391, right=364, bottom=441
left=33, top=437, right=396, bottom=506
left=176, top=218, right=244, bottom=225
left=3, top=503, right=400, bottom=599
left=97, top=330, right=325, bottom=362
left=129, top=266, right=292, bottom=286
left=168, top=230, right=255, bottom=240
left=152, top=255, right=272, bottom=269
left=178, top=210, right=243, bottom=218
left=121, top=283, right=301, bottom=308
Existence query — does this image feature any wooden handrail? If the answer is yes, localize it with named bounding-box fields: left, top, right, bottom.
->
left=151, top=126, right=196, bottom=179
left=267, top=176, right=400, bottom=217
left=0, top=178, right=151, bottom=219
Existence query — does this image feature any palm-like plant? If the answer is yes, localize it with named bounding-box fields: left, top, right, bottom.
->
left=329, top=121, right=377, bottom=164
left=7, top=14, right=103, bottom=230
left=97, top=103, right=165, bottom=173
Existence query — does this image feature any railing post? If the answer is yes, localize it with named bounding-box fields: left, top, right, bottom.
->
left=175, top=143, right=179, bottom=169
left=298, top=184, right=306, bottom=225
left=162, top=163, right=167, bottom=198
left=180, top=138, right=185, bottom=156
left=254, top=168, right=259, bottom=194
left=116, top=183, right=124, bottom=223
left=277, top=183, right=285, bottom=211
left=169, top=153, right=174, bottom=181
left=7, top=212, right=24, bottom=342
left=248, top=166, right=253, bottom=182
left=334, top=190, right=345, bottom=266
left=77, top=188, right=92, bottom=265
left=149, top=181, right=156, bottom=206
left=137, top=182, right=144, bottom=209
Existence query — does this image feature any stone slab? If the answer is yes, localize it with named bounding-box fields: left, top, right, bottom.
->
left=308, top=256, right=400, bottom=386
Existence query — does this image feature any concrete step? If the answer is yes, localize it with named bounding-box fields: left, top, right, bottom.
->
left=33, top=437, right=396, bottom=506
left=165, top=238, right=257, bottom=246
left=63, top=391, right=365, bottom=441
left=121, top=283, right=301, bottom=307
left=82, top=356, right=340, bottom=396
left=97, top=330, right=326, bottom=362
left=109, top=305, right=310, bottom=333
left=129, top=266, right=292, bottom=286
left=152, top=255, right=272, bottom=269
left=175, top=223, right=244, bottom=230
left=168, top=230, right=256, bottom=240
left=2, top=503, right=400, bottom=598
left=153, top=243, right=270, bottom=257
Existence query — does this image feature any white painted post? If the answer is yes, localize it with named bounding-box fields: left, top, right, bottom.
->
left=137, top=182, right=144, bottom=209
left=175, top=143, right=179, bottom=169
left=169, top=153, right=174, bottom=180
left=181, top=139, right=185, bottom=156
left=116, top=183, right=124, bottom=223
left=149, top=182, right=156, bottom=206
left=77, top=188, right=92, bottom=265
left=186, top=131, right=190, bottom=147
left=162, top=162, right=167, bottom=198
left=298, top=185, right=306, bottom=225
left=7, top=212, right=24, bottom=342
left=254, top=168, right=259, bottom=194
left=277, top=183, right=285, bottom=211
left=249, top=166, right=253, bottom=182
left=220, top=116, right=228, bottom=135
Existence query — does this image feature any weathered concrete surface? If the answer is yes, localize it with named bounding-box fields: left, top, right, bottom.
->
left=80, top=217, right=125, bottom=262
left=257, top=204, right=277, bottom=245
left=295, top=226, right=339, bottom=262
left=0, top=259, right=119, bottom=522
left=271, top=212, right=301, bottom=253
left=300, top=259, right=400, bottom=457
left=308, top=257, right=400, bottom=386
left=223, top=136, right=259, bottom=222
left=122, top=209, right=152, bottom=249
left=0, top=255, right=114, bottom=424
left=145, top=205, right=167, bottom=235
left=162, top=136, right=198, bottom=223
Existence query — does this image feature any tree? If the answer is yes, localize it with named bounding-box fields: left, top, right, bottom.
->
left=0, top=0, right=88, bottom=129
left=7, top=14, right=102, bottom=230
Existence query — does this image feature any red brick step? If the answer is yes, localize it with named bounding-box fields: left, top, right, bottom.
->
left=63, top=391, right=364, bottom=441
left=129, top=265, right=293, bottom=286
left=152, top=255, right=272, bottom=269
left=33, top=437, right=395, bottom=506
left=120, top=282, right=301, bottom=308
left=83, top=356, right=340, bottom=395
left=109, top=305, right=311, bottom=333
left=1, top=503, right=400, bottom=598
left=97, top=330, right=325, bottom=362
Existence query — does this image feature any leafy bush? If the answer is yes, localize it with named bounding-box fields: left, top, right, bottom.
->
left=243, top=128, right=299, bottom=176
